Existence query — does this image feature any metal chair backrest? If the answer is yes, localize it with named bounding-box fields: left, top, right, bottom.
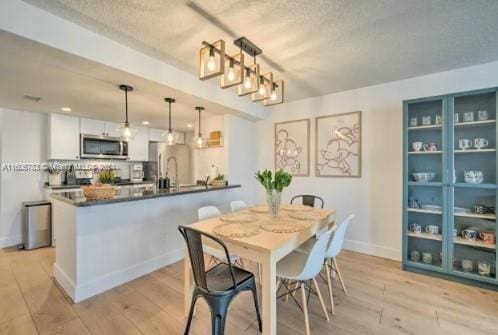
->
left=294, top=226, right=336, bottom=281
left=326, top=214, right=354, bottom=258
left=230, top=200, right=247, bottom=212
left=198, top=206, right=221, bottom=221
left=291, top=195, right=324, bottom=208
left=178, top=225, right=237, bottom=292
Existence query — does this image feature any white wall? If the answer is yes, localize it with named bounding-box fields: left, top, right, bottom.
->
left=257, top=60, right=498, bottom=261
left=192, top=115, right=226, bottom=181
left=0, top=108, right=47, bottom=247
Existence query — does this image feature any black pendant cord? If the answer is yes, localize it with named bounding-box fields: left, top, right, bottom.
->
left=119, top=84, right=134, bottom=126
left=168, top=101, right=172, bottom=133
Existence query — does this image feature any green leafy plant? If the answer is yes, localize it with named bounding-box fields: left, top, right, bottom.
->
left=98, top=169, right=116, bottom=184
left=255, top=169, right=292, bottom=193
left=214, top=174, right=225, bottom=181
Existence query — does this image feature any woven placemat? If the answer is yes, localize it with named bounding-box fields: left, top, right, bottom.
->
left=213, top=223, right=260, bottom=238
left=220, top=213, right=258, bottom=223
left=248, top=205, right=269, bottom=214
left=259, top=218, right=306, bottom=233
left=281, top=204, right=313, bottom=212
left=288, top=211, right=327, bottom=221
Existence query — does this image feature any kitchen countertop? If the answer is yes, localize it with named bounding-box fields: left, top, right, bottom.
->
left=44, top=180, right=155, bottom=190
left=50, top=184, right=241, bottom=207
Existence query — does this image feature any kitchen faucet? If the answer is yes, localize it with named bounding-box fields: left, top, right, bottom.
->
left=166, top=156, right=179, bottom=191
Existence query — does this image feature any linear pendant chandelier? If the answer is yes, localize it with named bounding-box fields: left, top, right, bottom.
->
left=199, top=37, right=284, bottom=106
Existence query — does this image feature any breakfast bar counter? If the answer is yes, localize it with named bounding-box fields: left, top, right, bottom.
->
left=50, top=184, right=244, bottom=303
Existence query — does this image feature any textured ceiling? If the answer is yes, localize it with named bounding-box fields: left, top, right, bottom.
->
left=0, top=31, right=236, bottom=131
left=19, top=0, right=498, bottom=101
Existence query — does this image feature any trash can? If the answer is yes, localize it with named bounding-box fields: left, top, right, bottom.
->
left=21, top=201, right=52, bottom=250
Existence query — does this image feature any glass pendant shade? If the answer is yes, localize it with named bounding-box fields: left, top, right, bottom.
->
left=252, top=72, right=273, bottom=101
left=238, top=64, right=259, bottom=96
left=163, top=130, right=179, bottom=146
left=193, top=134, right=207, bottom=148
left=119, top=122, right=137, bottom=142
left=220, top=53, right=244, bottom=89
left=118, top=84, right=136, bottom=141
left=199, top=40, right=225, bottom=81
left=264, top=80, right=285, bottom=106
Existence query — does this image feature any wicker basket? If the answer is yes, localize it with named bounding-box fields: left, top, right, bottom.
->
left=82, top=184, right=116, bottom=200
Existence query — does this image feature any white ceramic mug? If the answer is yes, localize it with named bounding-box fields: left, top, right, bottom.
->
left=458, top=139, right=472, bottom=150
left=412, top=142, right=423, bottom=152
left=474, top=138, right=489, bottom=149
left=464, top=171, right=484, bottom=184
left=425, top=225, right=439, bottom=235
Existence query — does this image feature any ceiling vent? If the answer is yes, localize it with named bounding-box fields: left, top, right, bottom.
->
left=23, top=95, right=42, bottom=102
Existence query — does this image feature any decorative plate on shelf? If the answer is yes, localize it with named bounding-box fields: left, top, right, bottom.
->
left=281, top=204, right=313, bottom=212
left=288, top=210, right=328, bottom=221
left=259, top=218, right=305, bottom=233
left=213, top=223, right=260, bottom=238
left=248, top=205, right=269, bottom=213
left=220, top=213, right=258, bottom=223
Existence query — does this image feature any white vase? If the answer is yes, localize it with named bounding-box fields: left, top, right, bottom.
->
left=48, top=173, right=62, bottom=186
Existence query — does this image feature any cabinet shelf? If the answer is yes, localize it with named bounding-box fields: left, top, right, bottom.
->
left=408, top=182, right=443, bottom=187
left=408, top=125, right=442, bottom=131
left=454, top=237, right=496, bottom=250
left=454, top=149, right=496, bottom=154
left=408, top=151, right=442, bottom=155
left=408, top=232, right=443, bottom=241
left=407, top=208, right=442, bottom=215
left=454, top=183, right=497, bottom=189
left=454, top=212, right=496, bottom=220
left=454, top=120, right=496, bottom=128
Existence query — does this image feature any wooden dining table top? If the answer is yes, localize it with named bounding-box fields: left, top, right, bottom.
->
left=188, top=206, right=336, bottom=255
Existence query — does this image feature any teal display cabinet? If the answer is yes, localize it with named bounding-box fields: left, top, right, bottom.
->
left=403, top=87, right=498, bottom=289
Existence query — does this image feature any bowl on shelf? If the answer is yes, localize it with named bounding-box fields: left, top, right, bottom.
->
left=464, top=171, right=484, bottom=184
left=454, top=207, right=471, bottom=214
left=410, top=172, right=436, bottom=182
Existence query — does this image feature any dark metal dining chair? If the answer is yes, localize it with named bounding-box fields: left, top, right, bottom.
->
left=291, top=195, right=324, bottom=208
left=178, top=225, right=262, bottom=335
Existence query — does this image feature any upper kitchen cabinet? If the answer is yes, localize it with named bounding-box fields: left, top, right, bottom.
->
left=80, top=118, right=122, bottom=137
left=149, top=127, right=185, bottom=144
left=128, top=126, right=149, bottom=161
left=48, top=113, right=80, bottom=160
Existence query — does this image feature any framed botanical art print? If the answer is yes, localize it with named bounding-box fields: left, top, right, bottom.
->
left=275, top=119, right=310, bottom=176
left=315, top=111, right=361, bottom=177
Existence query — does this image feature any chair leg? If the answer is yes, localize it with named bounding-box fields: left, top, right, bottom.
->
left=250, top=283, right=263, bottom=332
left=325, top=260, right=335, bottom=315
left=209, top=297, right=230, bottom=335
left=300, top=283, right=310, bottom=335
left=184, top=293, right=199, bottom=335
left=332, top=258, right=347, bottom=295
left=312, top=278, right=329, bottom=321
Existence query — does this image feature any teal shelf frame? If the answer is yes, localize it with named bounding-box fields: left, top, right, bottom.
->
left=403, top=87, right=498, bottom=290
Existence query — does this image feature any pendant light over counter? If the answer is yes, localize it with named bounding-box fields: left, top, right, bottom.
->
left=118, top=84, right=138, bottom=141
left=162, top=98, right=178, bottom=146
left=193, top=106, right=207, bottom=148
left=199, top=37, right=284, bottom=106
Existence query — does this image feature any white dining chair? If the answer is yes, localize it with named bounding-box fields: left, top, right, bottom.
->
left=230, top=200, right=247, bottom=212
left=296, top=214, right=354, bottom=314
left=197, top=206, right=243, bottom=268
left=276, top=227, right=335, bottom=335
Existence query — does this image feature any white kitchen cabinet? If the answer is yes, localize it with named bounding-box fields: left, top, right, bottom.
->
left=80, top=118, right=122, bottom=137
left=80, top=118, right=105, bottom=136
left=149, top=128, right=185, bottom=144
left=149, top=128, right=165, bottom=142
left=48, top=113, right=80, bottom=160
left=128, top=126, right=149, bottom=161
left=105, top=121, right=122, bottom=137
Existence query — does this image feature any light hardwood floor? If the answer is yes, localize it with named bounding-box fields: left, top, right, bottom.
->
left=0, top=246, right=497, bottom=335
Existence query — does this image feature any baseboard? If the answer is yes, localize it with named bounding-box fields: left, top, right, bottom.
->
left=57, top=248, right=184, bottom=303
left=0, top=234, right=21, bottom=248
left=343, top=239, right=401, bottom=261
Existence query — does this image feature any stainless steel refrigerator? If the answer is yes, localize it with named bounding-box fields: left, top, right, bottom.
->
left=144, top=142, right=193, bottom=186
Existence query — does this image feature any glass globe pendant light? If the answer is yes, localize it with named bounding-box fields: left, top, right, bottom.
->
left=193, top=107, right=207, bottom=148
left=118, top=85, right=138, bottom=142
left=162, top=98, right=178, bottom=146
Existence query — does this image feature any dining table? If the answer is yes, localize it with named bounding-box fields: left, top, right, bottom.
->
left=184, top=204, right=336, bottom=335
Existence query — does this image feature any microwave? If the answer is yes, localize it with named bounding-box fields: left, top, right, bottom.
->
left=80, top=134, right=129, bottom=160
